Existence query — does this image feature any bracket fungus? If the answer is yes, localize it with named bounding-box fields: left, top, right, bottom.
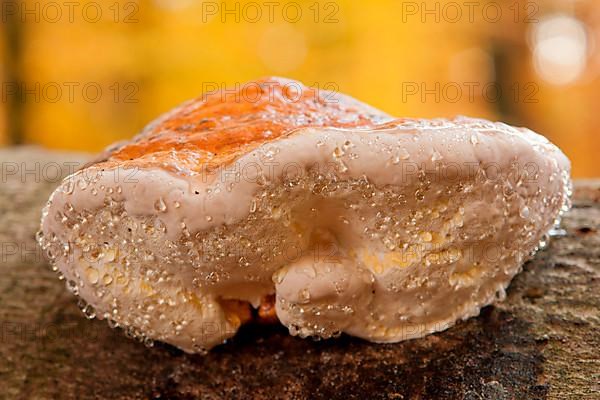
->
left=38, top=78, right=571, bottom=353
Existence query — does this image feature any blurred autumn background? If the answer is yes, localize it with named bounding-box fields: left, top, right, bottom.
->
left=0, top=0, right=598, bottom=177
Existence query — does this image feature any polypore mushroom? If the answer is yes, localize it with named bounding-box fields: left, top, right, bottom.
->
left=38, top=77, right=571, bottom=353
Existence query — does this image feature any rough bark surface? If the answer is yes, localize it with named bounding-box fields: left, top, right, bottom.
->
left=1, top=148, right=598, bottom=400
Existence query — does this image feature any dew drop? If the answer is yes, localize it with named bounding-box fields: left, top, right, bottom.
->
left=63, top=180, right=75, bottom=194
left=415, top=189, right=425, bottom=201
left=398, top=147, right=410, bottom=160
left=154, top=198, right=167, bottom=212
left=420, top=231, right=433, bottom=242
left=86, top=266, right=99, bottom=284
left=102, top=274, right=113, bottom=286
left=83, top=304, right=96, bottom=319
left=299, top=288, right=311, bottom=303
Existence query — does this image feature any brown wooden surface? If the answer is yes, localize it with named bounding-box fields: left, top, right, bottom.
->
left=1, top=147, right=598, bottom=400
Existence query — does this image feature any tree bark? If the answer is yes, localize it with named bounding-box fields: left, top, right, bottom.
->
left=1, top=147, right=598, bottom=400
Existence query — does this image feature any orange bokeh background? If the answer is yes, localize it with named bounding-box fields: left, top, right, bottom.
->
left=1, top=0, right=598, bottom=176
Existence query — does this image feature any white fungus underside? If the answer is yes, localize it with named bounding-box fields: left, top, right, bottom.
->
left=39, top=119, right=571, bottom=353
